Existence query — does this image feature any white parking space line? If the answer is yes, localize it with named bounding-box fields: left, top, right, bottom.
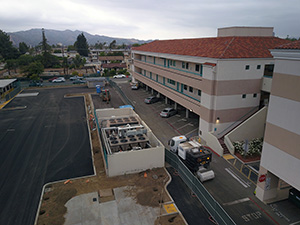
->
left=16, top=92, right=39, bottom=97
left=177, top=123, right=194, bottom=130
left=225, top=168, right=250, bottom=188
left=290, top=221, right=300, bottom=225
left=223, top=198, right=250, bottom=206
left=184, top=128, right=198, bottom=136
left=7, top=129, right=15, bottom=132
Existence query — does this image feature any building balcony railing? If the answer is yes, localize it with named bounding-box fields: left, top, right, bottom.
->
left=135, top=71, right=201, bottom=103
left=134, top=58, right=203, bottom=77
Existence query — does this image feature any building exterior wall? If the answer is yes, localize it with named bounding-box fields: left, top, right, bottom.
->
left=217, top=27, right=274, bottom=37
left=133, top=52, right=269, bottom=137
left=107, top=146, right=164, bottom=177
left=256, top=47, right=300, bottom=202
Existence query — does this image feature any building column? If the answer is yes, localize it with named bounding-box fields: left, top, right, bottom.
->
left=174, top=102, right=177, bottom=110
left=146, top=86, right=149, bottom=91
left=185, top=109, right=189, bottom=118
left=157, top=93, right=161, bottom=98
left=151, top=89, right=154, bottom=95
left=255, top=166, right=288, bottom=203
left=165, top=97, right=168, bottom=104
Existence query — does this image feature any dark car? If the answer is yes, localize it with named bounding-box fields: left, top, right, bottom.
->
left=160, top=108, right=177, bottom=118
left=29, top=81, right=43, bottom=87
left=73, top=79, right=86, bottom=84
left=144, top=96, right=159, bottom=104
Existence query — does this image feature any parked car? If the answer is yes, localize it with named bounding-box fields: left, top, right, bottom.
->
left=131, top=83, right=139, bottom=90
left=113, top=74, right=126, bottom=79
left=70, top=75, right=81, bottom=81
left=160, top=108, right=177, bottom=118
left=52, top=77, right=66, bottom=83
left=144, top=96, right=160, bottom=104
left=73, top=79, right=86, bottom=84
left=29, top=81, right=43, bottom=87
left=48, top=77, right=58, bottom=82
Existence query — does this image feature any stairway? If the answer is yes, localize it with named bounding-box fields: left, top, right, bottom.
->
left=219, top=137, right=231, bottom=155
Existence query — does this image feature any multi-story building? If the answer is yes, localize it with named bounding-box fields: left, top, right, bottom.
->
left=255, top=40, right=300, bottom=203
left=131, top=27, right=290, bottom=138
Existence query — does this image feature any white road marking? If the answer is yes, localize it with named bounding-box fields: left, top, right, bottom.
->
left=223, top=197, right=250, bottom=206
left=290, top=221, right=300, bottom=225
left=16, top=92, right=39, bottom=97
left=7, top=129, right=15, bottom=132
left=225, top=168, right=250, bottom=188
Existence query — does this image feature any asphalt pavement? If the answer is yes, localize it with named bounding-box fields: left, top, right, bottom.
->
left=0, top=87, right=94, bottom=225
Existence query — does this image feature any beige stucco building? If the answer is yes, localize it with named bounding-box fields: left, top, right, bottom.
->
left=255, top=40, right=300, bottom=202
left=131, top=27, right=290, bottom=139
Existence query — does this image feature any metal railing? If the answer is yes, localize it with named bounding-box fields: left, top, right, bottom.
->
left=108, top=78, right=133, bottom=106
left=165, top=149, right=236, bottom=225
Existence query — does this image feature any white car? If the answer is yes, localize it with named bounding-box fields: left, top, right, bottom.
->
left=113, top=74, right=126, bottom=79
left=52, top=77, right=66, bottom=83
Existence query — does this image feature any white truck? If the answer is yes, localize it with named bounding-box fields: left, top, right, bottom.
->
left=168, top=136, right=215, bottom=182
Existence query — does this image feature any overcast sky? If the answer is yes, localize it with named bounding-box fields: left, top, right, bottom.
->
left=1, top=0, right=300, bottom=40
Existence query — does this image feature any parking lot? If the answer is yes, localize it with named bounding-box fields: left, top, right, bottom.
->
left=114, top=78, right=297, bottom=225
left=0, top=87, right=94, bottom=225
left=116, top=80, right=199, bottom=147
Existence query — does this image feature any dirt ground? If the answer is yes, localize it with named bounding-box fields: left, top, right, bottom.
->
left=36, top=92, right=186, bottom=225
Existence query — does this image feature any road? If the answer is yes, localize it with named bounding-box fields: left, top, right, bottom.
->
left=0, top=87, right=94, bottom=225
left=116, top=78, right=290, bottom=225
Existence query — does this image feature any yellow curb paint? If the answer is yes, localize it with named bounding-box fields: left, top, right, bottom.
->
left=223, top=154, right=235, bottom=160
left=0, top=89, right=23, bottom=109
left=164, top=203, right=177, bottom=214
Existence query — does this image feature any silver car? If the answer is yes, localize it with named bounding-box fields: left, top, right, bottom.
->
left=160, top=108, right=177, bottom=118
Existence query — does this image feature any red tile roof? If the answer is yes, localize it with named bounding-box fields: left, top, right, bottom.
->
left=132, top=37, right=291, bottom=59
left=102, top=63, right=126, bottom=69
left=275, top=40, right=300, bottom=50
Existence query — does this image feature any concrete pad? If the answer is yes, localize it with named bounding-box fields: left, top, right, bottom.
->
left=65, top=186, right=161, bottom=225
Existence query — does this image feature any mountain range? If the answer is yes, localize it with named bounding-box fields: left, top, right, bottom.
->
left=8, top=29, right=152, bottom=47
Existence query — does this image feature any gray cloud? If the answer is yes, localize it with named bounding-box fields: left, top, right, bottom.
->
left=1, top=0, right=299, bottom=39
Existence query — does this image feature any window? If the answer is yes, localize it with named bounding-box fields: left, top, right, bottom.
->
left=167, top=79, right=175, bottom=85
left=198, top=90, right=202, bottom=96
left=264, top=64, right=274, bottom=77
left=173, top=60, right=176, bottom=66
left=189, top=87, right=193, bottom=93
left=183, top=85, right=187, bottom=90
left=253, top=93, right=257, bottom=98
left=150, top=72, right=152, bottom=79
left=182, top=62, right=185, bottom=69
left=186, top=63, right=189, bottom=69
left=195, top=64, right=200, bottom=72
left=242, top=94, right=246, bottom=98
left=257, top=65, right=261, bottom=70
left=245, top=65, right=250, bottom=70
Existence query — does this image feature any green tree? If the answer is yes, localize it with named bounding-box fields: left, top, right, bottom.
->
left=17, top=54, right=35, bottom=67
left=40, top=28, right=51, bottom=54
left=0, top=30, right=20, bottom=60
left=19, top=42, right=29, bottom=54
left=22, top=61, right=44, bottom=77
left=62, top=57, right=69, bottom=74
left=71, top=55, right=86, bottom=69
left=74, top=33, right=89, bottom=56
left=4, top=59, right=18, bottom=75
left=109, top=40, right=116, bottom=49
left=67, top=45, right=76, bottom=51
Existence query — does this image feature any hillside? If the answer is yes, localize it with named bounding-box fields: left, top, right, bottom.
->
left=8, top=29, right=151, bottom=47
